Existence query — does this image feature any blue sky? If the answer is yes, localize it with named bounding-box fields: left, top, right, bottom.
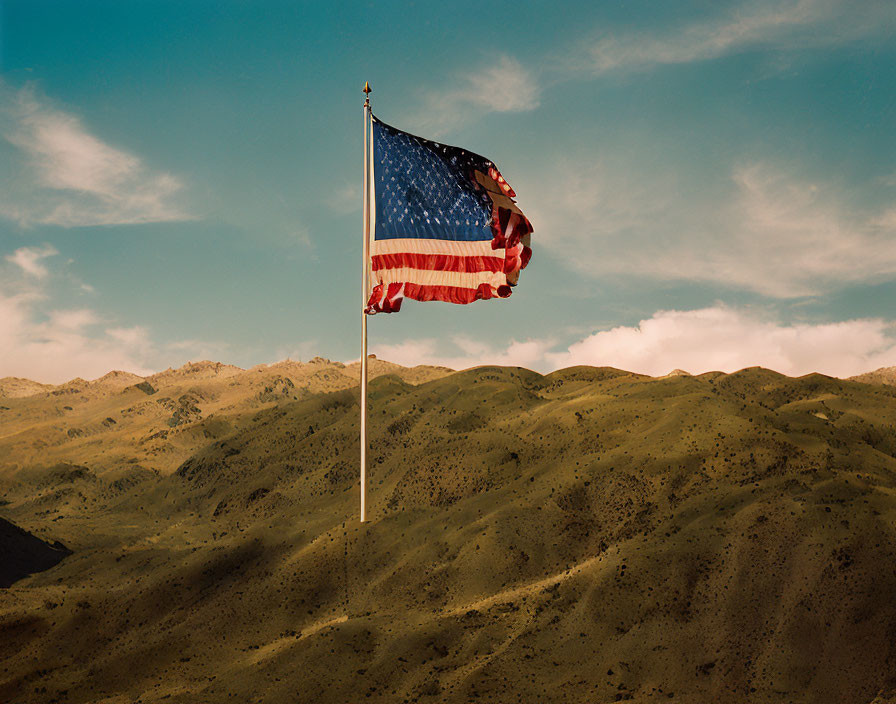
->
left=1, top=0, right=895, bottom=382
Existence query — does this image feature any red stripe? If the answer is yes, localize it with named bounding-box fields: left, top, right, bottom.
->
left=366, top=281, right=512, bottom=313
left=403, top=282, right=503, bottom=304
left=371, top=252, right=504, bottom=274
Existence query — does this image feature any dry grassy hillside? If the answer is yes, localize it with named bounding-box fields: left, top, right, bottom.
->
left=851, top=366, right=896, bottom=386
left=2, top=362, right=896, bottom=703
left=0, top=357, right=450, bottom=482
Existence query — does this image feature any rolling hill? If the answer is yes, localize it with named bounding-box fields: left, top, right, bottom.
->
left=1, top=360, right=896, bottom=703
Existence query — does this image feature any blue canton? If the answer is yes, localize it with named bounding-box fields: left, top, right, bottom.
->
left=372, top=115, right=495, bottom=242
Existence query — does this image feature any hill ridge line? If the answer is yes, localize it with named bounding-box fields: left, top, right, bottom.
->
left=3, top=361, right=896, bottom=393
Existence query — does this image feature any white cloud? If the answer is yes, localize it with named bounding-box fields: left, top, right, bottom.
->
left=0, top=289, right=156, bottom=383
left=0, top=247, right=230, bottom=383
left=547, top=307, right=896, bottom=378
left=524, top=158, right=896, bottom=298
left=0, top=289, right=237, bottom=383
left=0, top=84, right=195, bottom=227
left=5, top=244, right=58, bottom=278
left=48, top=308, right=100, bottom=330
left=106, top=326, right=150, bottom=347
left=582, top=0, right=894, bottom=76
left=411, top=56, right=540, bottom=136
left=375, top=307, right=896, bottom=378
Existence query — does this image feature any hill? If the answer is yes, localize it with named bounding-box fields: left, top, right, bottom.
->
left=0, top=357, right=452, bottom=482
left=851, top=365, right=896, bottom=386
left=1, top=363, right=896, bottom=703
left=0, top=377, right=54, bottom=398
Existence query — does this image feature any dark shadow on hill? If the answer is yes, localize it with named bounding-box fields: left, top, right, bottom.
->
left=0, top=517, right=72, bottom=588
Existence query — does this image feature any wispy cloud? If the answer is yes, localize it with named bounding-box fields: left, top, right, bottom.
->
left=0, top=84, right=195, bottom=227
left=524, top=156, right=896, bottom=298
left=5, top=244, right=59, bottom=278
left=413, top=1, right=894, bottom=133
left=410, top=55, right=540, bottom=136
left=581, top=0, right=894, bottom=76
left=273, top=339, right=321, bottom=363
left=375, top=307, right=896, bottom=378
left=372, top=335, right=554, bottom=372
left=326, top=181, right=359, bottom=215
left=293, top=225, right=313, bottom=250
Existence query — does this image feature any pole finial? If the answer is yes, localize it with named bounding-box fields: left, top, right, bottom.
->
left=363, top=81, right=371, bottom=95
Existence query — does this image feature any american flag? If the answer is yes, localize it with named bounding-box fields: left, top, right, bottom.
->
left=365, top=115, right=532, bottom=314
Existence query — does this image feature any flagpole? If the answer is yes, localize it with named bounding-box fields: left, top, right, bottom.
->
left=360, top=82, right=371, bottom=523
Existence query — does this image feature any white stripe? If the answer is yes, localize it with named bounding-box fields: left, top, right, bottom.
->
left=372, top=238, right=503, bottom=258
left=374, top=266, right=505, bottom=289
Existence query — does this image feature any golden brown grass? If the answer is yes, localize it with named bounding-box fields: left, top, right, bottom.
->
left=2, top=360, right=896, bottom=703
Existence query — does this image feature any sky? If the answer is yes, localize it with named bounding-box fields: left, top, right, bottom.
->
left=1, top=0, right=895, bottom=383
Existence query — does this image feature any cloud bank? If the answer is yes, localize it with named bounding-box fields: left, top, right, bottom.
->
left=373, top=306, right=896, bottom=378
left=0, top=288, right=156, bottom=383
left=547, top=307, right=896, bottom=378
left=0, top=247, right=228, bottom=383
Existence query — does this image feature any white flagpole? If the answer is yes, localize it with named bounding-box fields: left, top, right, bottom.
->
left=360, top=82, right=371, bottom=523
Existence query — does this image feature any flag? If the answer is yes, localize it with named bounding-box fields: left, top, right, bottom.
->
left=364, top=115, right=533, bottom=314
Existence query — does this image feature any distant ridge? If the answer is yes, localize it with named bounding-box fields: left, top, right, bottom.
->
left=0, top=377, right=54, bottom=398
left=0, top=358, right=456, bottom=399
left=4, top=360, right=896, bottom=399
left=148, top=360, right=244, bottom=383
left=850, top=366, right=896, bottom=386
left=0, top=357, right=456, bottom=476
